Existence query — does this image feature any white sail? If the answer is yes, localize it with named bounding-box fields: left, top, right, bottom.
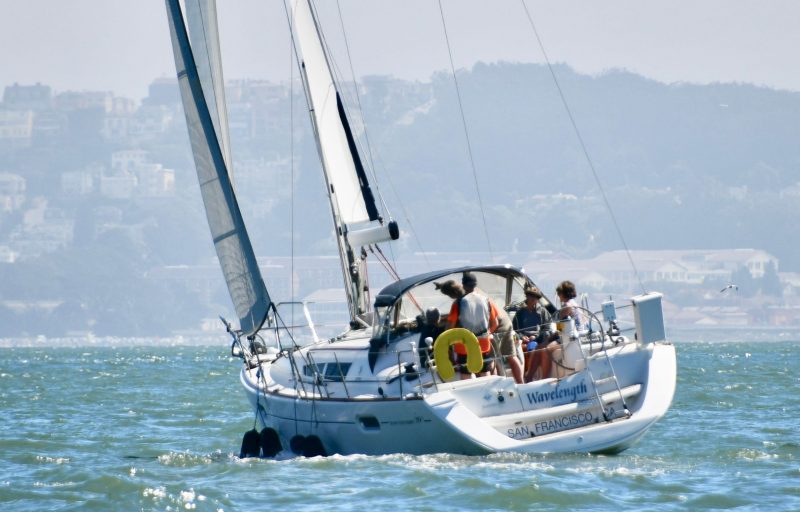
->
left=166, top=0, right=271, bottom=336
left=290, top=0, right=399, bottom=322
left=291, top=0, right=378, bottom=226
left=185, top=0, right=233, bottom=174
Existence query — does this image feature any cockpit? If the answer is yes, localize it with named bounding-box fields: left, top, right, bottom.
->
left=370, top=265, right=553, bottom=343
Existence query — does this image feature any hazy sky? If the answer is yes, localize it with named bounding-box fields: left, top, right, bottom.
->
left=2, top=0, right=799, bottom=100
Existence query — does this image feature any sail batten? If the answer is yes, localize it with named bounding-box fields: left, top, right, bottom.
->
left=166, top=0, right=271, bottom=336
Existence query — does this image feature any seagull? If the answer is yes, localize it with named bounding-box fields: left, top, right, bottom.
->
left=720, top=284, right=739, bottom=293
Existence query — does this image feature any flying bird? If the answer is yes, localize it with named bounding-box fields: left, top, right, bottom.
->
left=720, top=284, right=739, bottom=293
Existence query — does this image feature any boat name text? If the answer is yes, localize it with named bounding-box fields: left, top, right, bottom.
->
left=525, top=380, right=588, bottom=406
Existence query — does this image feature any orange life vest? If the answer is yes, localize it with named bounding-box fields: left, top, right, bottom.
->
left=447, top=300, right=495, bottom=355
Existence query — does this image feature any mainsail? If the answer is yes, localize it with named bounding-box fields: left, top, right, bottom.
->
left=166, top=0, right=271, bottom=336
left=291, top=0, right=398, bottom=323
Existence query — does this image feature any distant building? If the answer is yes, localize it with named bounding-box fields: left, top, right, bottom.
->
left=9, top=198, right=74, bottom=259
left=97, top=97, right=137, bottom=141
left=133, top=163, right=175, bottom=197
left=705, top=249, right=777, bottom=278
left=0, top=172, right=26, bottom=212
left=54, top=90, right=113, bottom=112
left=2, top=83, right=52, bottom=111
left=31, top=109, right=68, bottom=142
left=110, top=97, right=136, bottom=115
left=528, top=249, right=778, bottom=292
left=143, top=78, right=180, bottom=106
left=104, top=150, right=173, bottom=198
left=99, top=174, right=138, bottom=199
left=779, top=272, right=800, bottom=296
left=61, top=171, right=94, bottom=196
left=111, top=149, right=148, bottom=172
left=0, top=109, right=34, bottom=148
left=102, top=114, right=130, bottom=141
left=129, top=105, right=173, bottom=142
left=227, top=80, right=289, bottom=137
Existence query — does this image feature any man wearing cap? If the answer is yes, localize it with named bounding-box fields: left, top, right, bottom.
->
left=461, top=272, right=524, bottom=384
left=514, top=286, right=554, bottom=382
left=437, top=276, right=494, bottom=377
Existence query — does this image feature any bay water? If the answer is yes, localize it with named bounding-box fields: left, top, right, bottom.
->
left=1, top=341, right=798, bottom=511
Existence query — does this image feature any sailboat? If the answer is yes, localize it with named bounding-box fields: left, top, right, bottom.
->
left=165, top=0, right=676, bottom=456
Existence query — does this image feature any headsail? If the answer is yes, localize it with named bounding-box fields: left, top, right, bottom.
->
left=291, top=0, right=398, bottom=324
left=166, top=0, right=271, bottom=336
left=185, top=0, right=233, bottom=174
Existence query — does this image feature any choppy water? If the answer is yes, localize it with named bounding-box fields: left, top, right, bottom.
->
left=1, top=341, right=798, bottom=511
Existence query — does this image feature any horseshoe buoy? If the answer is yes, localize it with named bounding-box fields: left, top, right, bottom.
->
left=433, top=328, right=483, bottom=380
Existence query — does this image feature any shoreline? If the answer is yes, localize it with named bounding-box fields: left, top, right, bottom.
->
left=1, top=329, right=797, bottom=348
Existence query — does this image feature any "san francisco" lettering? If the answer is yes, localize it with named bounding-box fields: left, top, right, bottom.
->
left=505, top=411, right=596, bottom=439
left=533, top=411, right=594, bottom=435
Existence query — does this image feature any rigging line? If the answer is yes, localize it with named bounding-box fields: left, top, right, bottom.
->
left=371, top=246, right=424, bottom=313
left=371, top=153, right=431, bottom=269
left=519, top=0, right=646, bottom=295
left=280, top=0, right=305, bottom=103
left=385, top=239, right=399, bottom=278
left=289, top=3, right=296, bottom=318
left=437, top=0, right=494, bottom=260
left=370, top=246, right=400, bottom=280
left=374, top=245, right=402, bottom=290
left=333, top=0, right=390, bottom=213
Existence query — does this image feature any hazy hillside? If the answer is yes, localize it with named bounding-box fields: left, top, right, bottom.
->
left=247, top=62, right=800, bottom=266
left=1, top=62, right=799, bottom=336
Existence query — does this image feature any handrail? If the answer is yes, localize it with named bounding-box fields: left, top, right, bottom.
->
left=332, top=352, right=351, bottom=398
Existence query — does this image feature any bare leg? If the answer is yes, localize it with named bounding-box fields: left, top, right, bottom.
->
left=526, top=348, right=543, bottom=382
left=507, top=355, right=523, bottom=384
left=541, top=341, right=560, bottom=379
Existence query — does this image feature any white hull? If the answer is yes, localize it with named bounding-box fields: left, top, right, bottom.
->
left=241, top=339, right=676, bottom=456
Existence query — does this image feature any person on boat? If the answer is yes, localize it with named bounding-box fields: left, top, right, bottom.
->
left=435, top=278, right=494, bottom=378
left=513, top=286, right=552, bottom=340
left=525, top=281, right=586, bottom=381
left=417, top=307, right=444, bottom=370
left=513, top=286, right=554, bottom=382
left=556, top=280, right=586, bottom=330
left=461, top=272, right=524, bottom=384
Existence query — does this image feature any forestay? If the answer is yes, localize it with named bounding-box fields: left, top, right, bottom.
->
left=165, top=0, right=271, bottom=336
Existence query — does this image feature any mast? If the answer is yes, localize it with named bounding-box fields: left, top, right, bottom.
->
left=165, top=0, right=271, bottom=336
left=290, top=0, right=398, bottom=327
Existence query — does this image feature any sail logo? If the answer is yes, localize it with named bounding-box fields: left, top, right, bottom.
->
left=525, top=380, right=589, bottom=407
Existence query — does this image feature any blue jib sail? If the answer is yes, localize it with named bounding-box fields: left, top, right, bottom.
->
left=165, top=0, right=271, bottom=336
